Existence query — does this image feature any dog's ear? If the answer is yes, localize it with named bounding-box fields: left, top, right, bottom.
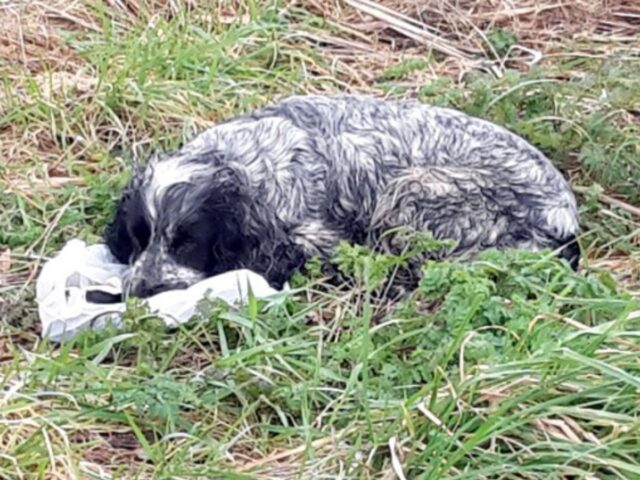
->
left=200, top=166, right=257, bottom=262
left=105, top=176, right=150, bottom=265
left=189, top=165, right=307, bottom=284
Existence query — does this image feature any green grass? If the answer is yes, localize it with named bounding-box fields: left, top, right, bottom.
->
left=1, top=1, right=639, bottom=478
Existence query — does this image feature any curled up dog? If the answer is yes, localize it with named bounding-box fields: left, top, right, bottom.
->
left=105, top=95, right=580, bottom=298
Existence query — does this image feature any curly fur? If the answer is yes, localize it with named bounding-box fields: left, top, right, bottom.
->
left=105, top=94, right=580, bottom=298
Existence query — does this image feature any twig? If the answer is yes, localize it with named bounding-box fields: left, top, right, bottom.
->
left=237, top=428, right=349, bottom=472
left=573, top=186, right=640, bottom=218
left=389, top=436, right=407, bottom=480
left=344, top=0, right=474, bottom=60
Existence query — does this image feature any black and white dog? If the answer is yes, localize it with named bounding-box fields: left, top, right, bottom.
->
left=105, top=95, right=580, bottom=298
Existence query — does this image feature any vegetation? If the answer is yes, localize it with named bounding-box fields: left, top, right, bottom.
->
left=1, top=1, right=638, bottom=478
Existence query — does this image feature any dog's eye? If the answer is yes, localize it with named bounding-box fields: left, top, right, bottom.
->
left=170, top=228, right=213, bottom=271
left=170, top=228, right=197, bottom=253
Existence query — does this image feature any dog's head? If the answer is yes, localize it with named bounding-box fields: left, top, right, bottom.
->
left=105, top=154, right=256, bottom=298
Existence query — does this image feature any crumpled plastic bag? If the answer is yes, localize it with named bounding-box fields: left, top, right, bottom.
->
left=36, top=239, right=283, bottom=343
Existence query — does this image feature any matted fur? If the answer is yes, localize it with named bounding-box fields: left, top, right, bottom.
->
left=105, top=95, right=580, bottom=297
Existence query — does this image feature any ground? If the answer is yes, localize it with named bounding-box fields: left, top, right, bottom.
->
left=1, top=1, right=640, bottom=479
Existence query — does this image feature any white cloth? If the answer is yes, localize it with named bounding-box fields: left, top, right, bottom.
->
left=36, top=240, right=282, bottom=342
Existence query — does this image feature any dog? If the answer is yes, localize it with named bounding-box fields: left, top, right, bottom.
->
left=105, top=94, right=580, bottom=298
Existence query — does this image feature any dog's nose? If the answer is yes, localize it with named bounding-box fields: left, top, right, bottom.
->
left=128, top=278, right=186, bottom=298
left=128, top=278, right=167, bottom=298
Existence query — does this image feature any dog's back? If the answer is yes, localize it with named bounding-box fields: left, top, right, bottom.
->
left=246, top=95, right=579, bottom=265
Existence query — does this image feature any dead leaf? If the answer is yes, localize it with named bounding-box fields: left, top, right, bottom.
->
left=0, top=249, right=11, bottom=273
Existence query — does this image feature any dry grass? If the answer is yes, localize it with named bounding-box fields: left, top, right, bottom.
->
left=300, top=0, right=640, bottom=82
left=2, top=0, right=639, bottom=162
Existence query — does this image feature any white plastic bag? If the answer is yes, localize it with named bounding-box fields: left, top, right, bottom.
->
left=36, top=239, right=282, bottom=342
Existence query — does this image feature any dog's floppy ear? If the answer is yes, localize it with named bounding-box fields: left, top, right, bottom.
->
left=196, top=165, right=257, bottom=264
left=105, top=169, right=150, bottom=265
left=191, top=164, right=307, bottom=286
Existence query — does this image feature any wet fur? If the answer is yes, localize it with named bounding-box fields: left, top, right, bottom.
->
left=105, top=95, right=580, bottom=297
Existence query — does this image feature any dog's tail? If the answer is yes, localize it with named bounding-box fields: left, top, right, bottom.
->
left=555, top=234, right=581, bottom=270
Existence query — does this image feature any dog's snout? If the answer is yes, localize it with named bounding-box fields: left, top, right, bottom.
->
left=127, top=278, right=188, bottom=298
left=128, top=278, right=168, bottom=298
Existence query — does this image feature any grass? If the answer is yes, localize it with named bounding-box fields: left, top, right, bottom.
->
left=1, top=0, right=639, bottom=478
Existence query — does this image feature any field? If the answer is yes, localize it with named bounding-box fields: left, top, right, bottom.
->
left=1, top=1, right=640, bottom=478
